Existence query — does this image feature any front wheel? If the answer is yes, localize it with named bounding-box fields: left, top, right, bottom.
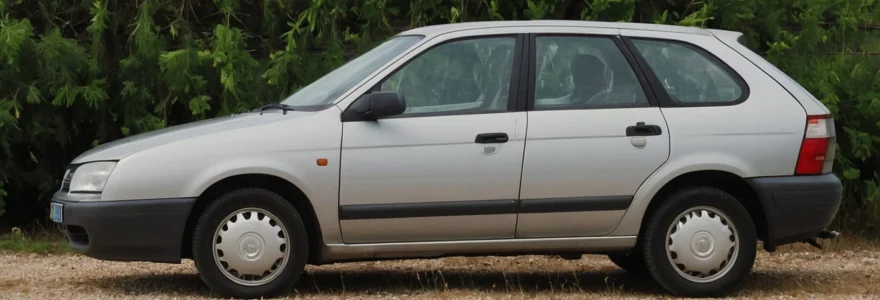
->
left=192, top=188, right=309, bottom=299
left=642, top=187, right=757, bottom=297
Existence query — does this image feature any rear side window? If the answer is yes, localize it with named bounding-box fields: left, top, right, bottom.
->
left=533, top=36, right=649, bottom=109
left=631, top=39, right=746, bottom=104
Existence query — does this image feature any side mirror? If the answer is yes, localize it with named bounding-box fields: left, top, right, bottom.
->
left=343, top=91, right=407, bottom=121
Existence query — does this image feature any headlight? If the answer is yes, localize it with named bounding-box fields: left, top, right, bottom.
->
left=69, top=162, right=117, bottom=193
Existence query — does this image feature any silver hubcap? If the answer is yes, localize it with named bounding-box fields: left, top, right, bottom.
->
left=666, top=206, right=739, bottom=283
left=213, top=208, right=289, bottom=286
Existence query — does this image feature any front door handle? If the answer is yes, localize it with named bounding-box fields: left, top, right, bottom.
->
left=475, top=132, right=509, bottom=143
left=626, top=122, right=662, bottom=136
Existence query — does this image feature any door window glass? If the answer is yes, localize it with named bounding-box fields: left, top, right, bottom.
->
left=534, top=36, right=648, bottom=109
left=378, top=37, right=516, bottom=115
left=631, top=39, right=745, bottom=104
left=280, top=35, right=421, bottom=107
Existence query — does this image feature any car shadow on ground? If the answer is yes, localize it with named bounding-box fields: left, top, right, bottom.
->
left=295, top=268, right=664, bottom=295
left=76, top=266, right=849, bottom=298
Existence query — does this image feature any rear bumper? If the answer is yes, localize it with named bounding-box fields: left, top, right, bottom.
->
left=747, top=173, right=842, bottom=251
left=51, top=192, right=195, bottom=263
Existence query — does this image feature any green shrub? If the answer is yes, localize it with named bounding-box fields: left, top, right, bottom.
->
left=0, top=0, right=877, bottom=231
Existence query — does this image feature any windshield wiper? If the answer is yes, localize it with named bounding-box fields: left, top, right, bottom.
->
left=253, top=103, right=296, bottom=115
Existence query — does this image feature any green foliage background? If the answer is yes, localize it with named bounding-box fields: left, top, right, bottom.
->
left=0, top=0, right=878, bottom=231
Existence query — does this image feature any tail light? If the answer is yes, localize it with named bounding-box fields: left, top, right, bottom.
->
left=795, top=114, right=836, bottom=175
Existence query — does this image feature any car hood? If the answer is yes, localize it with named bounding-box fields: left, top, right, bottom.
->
left=71, top=111, right=312, bottom=164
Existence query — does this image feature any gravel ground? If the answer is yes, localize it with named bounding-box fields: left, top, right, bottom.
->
left=2, top=246, right=879, bottom=300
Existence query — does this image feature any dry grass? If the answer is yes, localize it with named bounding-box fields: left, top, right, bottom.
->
left=1, top=240, right=879, bottom=299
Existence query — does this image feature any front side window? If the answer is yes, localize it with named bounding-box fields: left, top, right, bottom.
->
left=376, top=36, right=516, bottom=116
left=631, top=39, right=745, bottom=104
left=533, top=36, right=648, bottom=109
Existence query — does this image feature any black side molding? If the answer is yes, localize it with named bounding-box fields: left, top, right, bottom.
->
left=339, top=199, right=518, bottom=220
left=519, top=196, right=633, bottom=214
left=339, top=196, right=633, bottom=220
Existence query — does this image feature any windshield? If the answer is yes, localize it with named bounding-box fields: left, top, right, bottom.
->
left=280, top=35, right=423, bottom=107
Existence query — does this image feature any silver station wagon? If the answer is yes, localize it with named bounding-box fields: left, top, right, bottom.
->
left=50, top=20, right=843, bottom=298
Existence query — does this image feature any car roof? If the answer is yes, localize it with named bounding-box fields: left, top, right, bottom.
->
left=398, top=20, right=711, bottom=37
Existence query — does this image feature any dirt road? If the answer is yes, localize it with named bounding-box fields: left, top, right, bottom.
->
left=2, top=246, right=879, bottom=299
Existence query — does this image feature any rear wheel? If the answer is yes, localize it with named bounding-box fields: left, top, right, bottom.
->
left=192, top=188, right=308, bottom=298
left=642, top=187, right=757, bottom=297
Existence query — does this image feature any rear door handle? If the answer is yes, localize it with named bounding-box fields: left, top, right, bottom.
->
left=626, top=122, right=662, bottom=136
left=475, top=132, right=509, bottom=144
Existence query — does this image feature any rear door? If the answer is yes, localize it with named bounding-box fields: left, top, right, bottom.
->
left=516, top=28, right=670, bottom=238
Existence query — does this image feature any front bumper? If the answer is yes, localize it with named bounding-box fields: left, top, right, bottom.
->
left=51, top=192, right=196, bottom=263
left=747, top=173, right=843, bottom=251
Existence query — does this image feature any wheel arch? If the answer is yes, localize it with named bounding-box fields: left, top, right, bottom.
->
left=637, top=170, right=768, bottom=247
left=180, top=173, right=324, bottom=264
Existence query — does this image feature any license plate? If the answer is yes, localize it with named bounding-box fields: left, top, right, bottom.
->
left=50, top=203, right=63, bottom=223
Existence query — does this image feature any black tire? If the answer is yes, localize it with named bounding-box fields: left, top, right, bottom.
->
left=642, top=186, right=757, bottom=297
left=608, top=252, right=648, bottom=274
left=192, top=188, right=309, bottom=299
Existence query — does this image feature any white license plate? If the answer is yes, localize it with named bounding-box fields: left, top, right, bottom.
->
left=50, top=203, right=63, bottom=223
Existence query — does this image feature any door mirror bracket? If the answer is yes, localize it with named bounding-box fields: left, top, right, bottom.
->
left=342, top=91, right=407, bottom=122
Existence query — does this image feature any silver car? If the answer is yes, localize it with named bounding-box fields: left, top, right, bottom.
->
left=49, top=20, right=842, bottom=298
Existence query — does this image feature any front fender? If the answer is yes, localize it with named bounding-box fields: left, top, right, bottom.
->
left=186, top=157, right=311, bottom=198
left=182, top=154, right=342, bottom=245
left=99, top=108, right=344, bottom=243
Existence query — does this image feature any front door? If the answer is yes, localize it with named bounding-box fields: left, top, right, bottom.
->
left=339, top=34, right=527, bottom=243
left=516, top=31, right=670, bottom=238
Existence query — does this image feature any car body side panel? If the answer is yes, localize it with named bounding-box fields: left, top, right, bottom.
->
left=340, top=215, right=520, bottom=242
left=339, top=113, right=528, bottom=207
left=321, top=236, right=636, bottom=262
left=709, top=29, right=831, bottom=116
left=99, top=107, right=346, bottom=244
left=515, top=210, right=626, bottom=238
left=517, top=108, right=669, bottom=238
left=335, top=28, right=530, bottom=244
left=513, top=26, right=670, bottom=238
left=339, top=112, right=528, bottom=243
left=610, top=30, right=807, bottom=236
left=518, top=109, right=669, bottom=199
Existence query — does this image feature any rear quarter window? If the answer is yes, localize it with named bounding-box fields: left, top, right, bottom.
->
left=631, top=38, right=748, bottom=105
